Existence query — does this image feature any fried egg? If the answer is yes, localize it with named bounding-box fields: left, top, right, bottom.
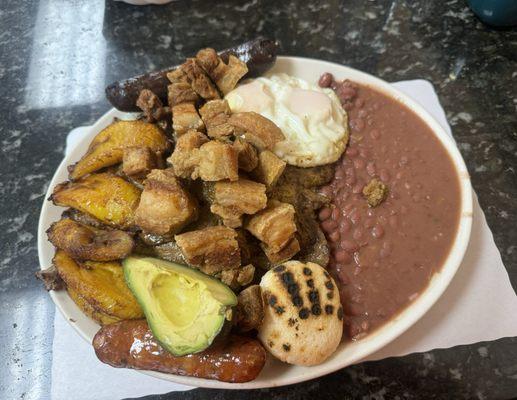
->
left=225, top=73, right=349, bottom=167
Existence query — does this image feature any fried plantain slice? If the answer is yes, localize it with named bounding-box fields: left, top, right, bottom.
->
left=47, top=218, right=134, bottom=261
left=69, top=120, right=170, bottom=180
left=53, top=251, right=143, bottom=320
left=50, top=173, right=141, bottom=229
left=67, top=287, right=120, bottom=325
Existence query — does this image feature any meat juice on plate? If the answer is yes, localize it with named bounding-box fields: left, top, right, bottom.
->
left=318, top=75, right=461, bottom=340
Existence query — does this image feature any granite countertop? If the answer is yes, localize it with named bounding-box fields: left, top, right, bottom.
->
left=1, top=0, right=516, bottom=399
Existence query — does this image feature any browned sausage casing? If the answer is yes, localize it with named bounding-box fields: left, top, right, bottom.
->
left=93, top=319, right=266, bottom=383
left=105, top=37, right=279, bottom=112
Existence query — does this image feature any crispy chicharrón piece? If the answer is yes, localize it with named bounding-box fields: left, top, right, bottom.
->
left=166, top=67, right=188, bottom=84
left=197, top=141, right=239, bottom=182
left=172, top=102, right=205, bottom=135
left=180, top=58, right=220, bottom=100
left=135, top=169, right=198, bottom=236
left=51, top=173, right=141, bottom=230
left=136, top=89, right=171, bottom=122
left=219, top=264, right=256, bottom=290
left=69, top=120, right=169, bottom=180
left=228, top=112, right=285, bottom=151
left=262, top=236, right=300, bottom=265
left=168, top=136, right=238, bottom=182
left=122, top=146, right=158, bottom=179
left=174, top=226, right=241, bottom=275
left=196, top=48, right=248, bottom=95
left=53, top=250, right=143, bottom=323
left=199, top=99, right=234, bottom=139
left=167, top=82, right=200, bottom=107
left=252, top=150, right=286, bottom=188
left=210, top=179, right=267, bottom=228
left=167, top=130, right=209, bottom=179
left=47, top=218, right=134, bottom=262
left=233, top=138, right=258, bottom=172
left=246, top=200, right=298, bottom=254
left=363, top=178, right=389, bottom=207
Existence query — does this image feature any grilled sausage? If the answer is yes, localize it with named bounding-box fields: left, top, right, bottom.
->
left=93, top=319, right=266, bottom=383
left=105, top=37, right=279, bottom=112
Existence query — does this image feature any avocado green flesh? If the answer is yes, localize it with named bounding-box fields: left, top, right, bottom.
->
left=123, top=256, right=237, bottom=356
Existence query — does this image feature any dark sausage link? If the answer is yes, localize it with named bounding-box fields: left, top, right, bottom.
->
left=93, top=319, right=266, bottom=383
left=105, top=37, right=279, bottom=112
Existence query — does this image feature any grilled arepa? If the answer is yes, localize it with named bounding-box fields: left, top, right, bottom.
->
left=258, top=261, right=343, bottom=366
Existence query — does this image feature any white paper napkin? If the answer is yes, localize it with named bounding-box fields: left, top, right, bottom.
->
left=51, top=80, right=517, bottom=399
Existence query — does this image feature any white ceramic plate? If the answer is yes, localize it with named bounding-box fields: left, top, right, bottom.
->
left=38, top=56, right=473, bottom=389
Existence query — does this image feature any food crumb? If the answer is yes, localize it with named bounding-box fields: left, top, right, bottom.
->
left=362, top=178, right=389, bottom=207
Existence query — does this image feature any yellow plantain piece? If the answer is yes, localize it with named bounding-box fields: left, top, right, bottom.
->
left=69, top=120, right=170, bottom=180
left=51, top=173, right=141, bottom=229
left=54, top=250, right=144, bottom=320
left=67, top=287, right=121, bottom=325
left=47, top=218, right=134, bottom=261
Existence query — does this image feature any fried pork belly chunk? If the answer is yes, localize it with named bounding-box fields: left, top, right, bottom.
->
left=246, top=200, right=297, bottom=253
left=228, top=112, right=285, bottom=151
left=136, top=89, right=170, bottom=122
left=213, top=55, right=248, bottom=95
left=199, top=100, right=234, bottom=139
left=234, top=284, right=264, bottom=332
left=47, top=218, right=134, bottom=261
left=363, top=178, right=389, bottom=207
left=233, top=138, right=258, bottom=172
left=196, top=48, right=220, bottom=74
left=167, top=83, right=200, bottom=107
left=210, top=179, right=267, bottom=227
left=122, top=146, right=157, bottom=179
left=135, top=169, right=198, bottom=235
left=258, top=261, right=343, bottom=366
left=220, top=264, right=256, bottom=290
left=198, top=141, right=239, bottom=181
left=167, top=130, right=209, bottom=179
left=262, top=236, right=300, bottom=265
left=181, top=58, right=220, bottom=100
left=172, top=102, right=205, bottom=135
left=252, top=150, right=286, bottom=188
left=196, top=48, right=248, bottom=95
left=166, top=68, right=189, bottom=84
left=174, top=226, right=240, bottom=274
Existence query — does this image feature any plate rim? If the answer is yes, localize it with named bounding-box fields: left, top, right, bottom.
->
left=38, top=55, right=473, bottom=390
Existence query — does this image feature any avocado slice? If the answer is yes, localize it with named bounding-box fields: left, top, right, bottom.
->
left=123, top=256, right=237, bottom=356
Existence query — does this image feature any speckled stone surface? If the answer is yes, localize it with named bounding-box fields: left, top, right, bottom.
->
left=1, top=0, right=516, bottom=399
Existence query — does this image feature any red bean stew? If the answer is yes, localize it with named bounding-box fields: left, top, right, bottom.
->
left=318, top=74, right=461, bottom=340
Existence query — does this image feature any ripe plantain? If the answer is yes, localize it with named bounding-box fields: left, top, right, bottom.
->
left=47, top=218, right=134, bottom=261
left=67, top=287, right=121, bottom=325
left=51, top=173, right=141, bottom=229
left=53, top=250, right=143, bottom=321
left=69, top=120, right=170, bottom=180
